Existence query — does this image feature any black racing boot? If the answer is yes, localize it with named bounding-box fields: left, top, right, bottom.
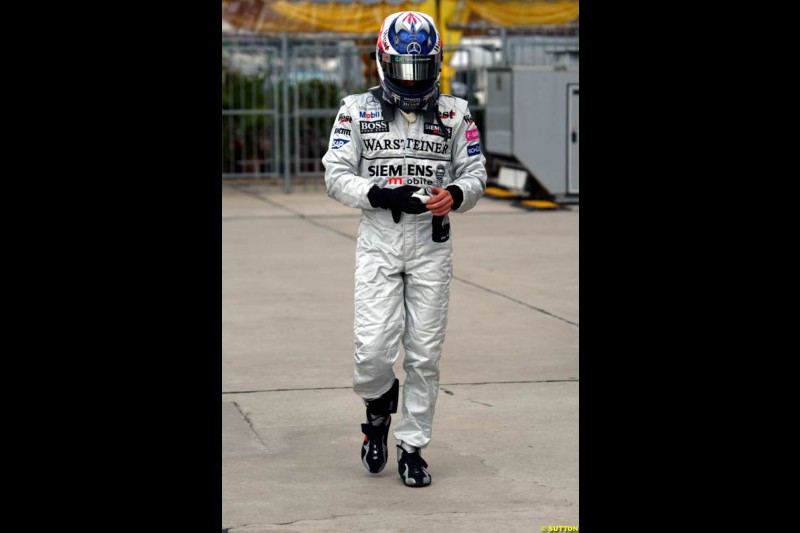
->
left=397, top=442, right=431, bottom=487
left=360, top=378, right=399, bottom=474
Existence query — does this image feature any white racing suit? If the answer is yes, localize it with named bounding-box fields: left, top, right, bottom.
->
left=322, top=88, right=487, bottom=448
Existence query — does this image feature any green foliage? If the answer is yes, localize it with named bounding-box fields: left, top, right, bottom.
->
left=221, top=61, right=488, bottom=176
left=222, top=64, right=342, bottom=174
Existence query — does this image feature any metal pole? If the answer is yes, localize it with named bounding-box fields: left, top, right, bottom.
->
left=272, top=46, right=280, bottom=178
left=282, top=32, right=291, bottom=193
left=252, top=59, right=258, bottom=177
left=240, top=41, right=247, bottom=174
left=229, top=41, right=237, bottom=176
left=294, top=65, right=300, bottom=183
left=501, top=27, right=508, bottom=67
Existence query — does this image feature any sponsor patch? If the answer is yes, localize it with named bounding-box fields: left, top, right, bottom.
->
left=434, top=164, right=446, bottom=185
left=467, top=143, right=481, bottom=157
left=338, top=113, right=352, bottom=123
left=359, top=120, right=389, bottom=134
left=398, top=95, right=421, bottom=106
left=363, top=138, right=449, bottom=155
left=463, top=114, right=474, bottom=125
left=359, top=110, right=381, bottom=119
left=465, top=128, right=480, bottom=142
left=424, top=122, right=452, bottom=139
left=382, top=176, right=434, bottom=186
left=333, top=128, right=351, bottom=136
left=369, top=164, right=437, bottom=179
left=437, top=110, right=456, bottom=120
left=331, top=138, right=350, bottom=149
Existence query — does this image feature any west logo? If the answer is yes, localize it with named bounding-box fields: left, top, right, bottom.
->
left=333, top=128, right=351, bottom=136
left=331, top=138, right=350, bottom=149
left=424, top=122, right=452, bottom=139
left=463, top=114, right=474, bottom=125
left=437, top=110, right=456, bottom=120
left=359, top=120, right=389, bottom=134
left=359, top=111, right=382, bottom=119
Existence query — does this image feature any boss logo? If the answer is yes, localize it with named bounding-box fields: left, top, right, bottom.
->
left=359, top=120, right=389, bottom=134
left=331, top=138, right=350, bottom=149
left=424, top=122, right=452, bottom=139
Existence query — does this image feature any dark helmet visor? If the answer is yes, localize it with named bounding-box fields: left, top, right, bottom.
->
left=379, top=53, right=440, bottom=81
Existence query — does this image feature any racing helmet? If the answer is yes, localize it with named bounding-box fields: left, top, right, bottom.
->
left=376, top=11, right=442, bottom=112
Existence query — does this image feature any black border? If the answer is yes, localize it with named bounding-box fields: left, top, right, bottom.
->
left=53, top=2, right=223, bottom=529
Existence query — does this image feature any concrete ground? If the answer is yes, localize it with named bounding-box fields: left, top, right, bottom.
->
left=222, top=181, right=579, bottom=532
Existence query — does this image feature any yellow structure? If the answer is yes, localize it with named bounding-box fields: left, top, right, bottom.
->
left=222, top=0, right=578, bottom=95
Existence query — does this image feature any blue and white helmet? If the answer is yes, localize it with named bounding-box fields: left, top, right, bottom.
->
left=376, top=11, right=442, bottom=112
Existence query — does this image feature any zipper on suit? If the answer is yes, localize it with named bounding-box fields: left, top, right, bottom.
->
left=401, top=113, right=416, bottom=262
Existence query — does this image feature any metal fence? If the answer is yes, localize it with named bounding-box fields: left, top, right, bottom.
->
left=221, top=38, right=282, bottom=180
left=222, top=35, right=378, bottom=189
left=222, top=31, right=578, bottom=190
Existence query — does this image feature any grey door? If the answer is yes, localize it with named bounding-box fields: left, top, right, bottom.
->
left=567, top=84, right=579, bottom=194
left=486, top=69, right=513, bottom=155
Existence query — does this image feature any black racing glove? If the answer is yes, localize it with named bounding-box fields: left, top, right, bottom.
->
left=445, top=185, right=464, bottom=211
left=367, top=185, right=428, bottom=223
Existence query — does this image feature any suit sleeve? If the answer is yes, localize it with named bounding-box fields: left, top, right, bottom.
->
left=321, top=101, right=375, bottom=210
left=448, top=104, right=487, bottom=213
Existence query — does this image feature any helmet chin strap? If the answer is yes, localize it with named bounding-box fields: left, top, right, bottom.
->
left=380, top=84, right=439, bottom=113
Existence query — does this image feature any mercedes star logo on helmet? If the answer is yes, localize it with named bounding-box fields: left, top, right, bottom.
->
left=407, top=42, right=422, bottom=55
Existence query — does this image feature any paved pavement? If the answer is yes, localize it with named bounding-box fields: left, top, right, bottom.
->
left=222, top=181, right=579, bottom=532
